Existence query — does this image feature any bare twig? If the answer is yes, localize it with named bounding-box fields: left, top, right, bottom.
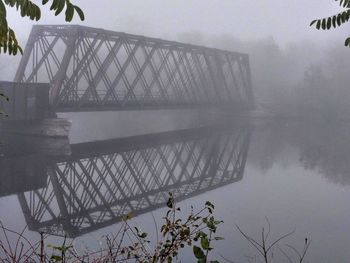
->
left=235, top=220, right=305, bottom=263
left=285, top=238, right=311, bottom=263
left=151, top=212, right=159, bottom=246
left=277, top=245, right=293, bottom=263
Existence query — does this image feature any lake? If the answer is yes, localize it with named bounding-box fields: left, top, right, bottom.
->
left=1, top=115, right=350, bottom=262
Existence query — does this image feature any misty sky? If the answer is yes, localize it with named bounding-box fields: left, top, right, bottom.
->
left=6, top=0, right=350, bottom=47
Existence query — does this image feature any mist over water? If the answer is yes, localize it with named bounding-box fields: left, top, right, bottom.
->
left=59, top=109, right=221, bottom=143
left=2, top=123, right=350, bottom=262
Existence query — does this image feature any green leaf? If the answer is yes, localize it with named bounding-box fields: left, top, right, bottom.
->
left=50, top=0, right=59, bottom=11
left=310, top=20, right=317, bottom=26
left=55, top=0, right=65, bottom=16
left=200, top=237, right=210, bottom=250
left=338, top=0, right=350, bottom=8
left=193, top=245, right=205, bottom=259
left=73, top=5, right=84, bottom=21
left=327, top=17, right=332, bottom=29
left=20, top=1, right=26, bottom=17
left=337, top=13, right=343, bottom=26
left=205, top=201, right=214, bottom=209
left=8, top=40, right=13, bottom=54
left=50, top=255, right=63, bottom=261
left=341, top=11, right=348, bottom=23
left=166, top=195, right=174, bottom=208
left=214, top=236, right=224, bottom=240
left=139, top=232, right=148, bottom=238
left=316, top=20, right=321, bottom=30
left=345, top=37, right=350, bottom=46
left=332, top=15, right=337, bottom=28
left=65, top=3, right=74, bottom=21
left=35, top=5, right=41, bottom=21
left=0, top=93, right=9, bottom=101
left=214, top=220, right=223, bottom=225
left=13, top=44, right=17, bottom=55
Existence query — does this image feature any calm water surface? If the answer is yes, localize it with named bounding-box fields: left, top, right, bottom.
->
left=1, top=119, right=350, bottom=262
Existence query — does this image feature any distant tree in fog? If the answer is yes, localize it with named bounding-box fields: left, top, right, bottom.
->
left=310, top=0, right=350, bottom=47
left=294, top=65, right=335, bottom=119
left=0, top=0, right=84, bottom=55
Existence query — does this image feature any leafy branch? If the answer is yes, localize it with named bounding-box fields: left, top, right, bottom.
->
left=310, top=0, right=350, bottom=47
left=0, top=0, right=84, bottom=55
left=0, top=193, right=224, bottom=262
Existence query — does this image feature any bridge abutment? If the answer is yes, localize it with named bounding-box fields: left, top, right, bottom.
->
left=0, top=81, right=71, bottom=137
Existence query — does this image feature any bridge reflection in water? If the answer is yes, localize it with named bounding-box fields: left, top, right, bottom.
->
left=9, top=127, right=251, bottom=237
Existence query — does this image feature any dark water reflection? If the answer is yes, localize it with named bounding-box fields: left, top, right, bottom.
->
left=1, top=122, right=350, bottom=262
left=249, top=122, right=350, bottom=185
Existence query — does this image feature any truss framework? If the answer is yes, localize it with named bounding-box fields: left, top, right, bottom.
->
left=14, top=25, right=254, bottom=111
left=18, top=128, right=251, bottom=237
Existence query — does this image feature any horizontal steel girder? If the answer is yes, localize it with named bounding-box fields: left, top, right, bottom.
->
left=14, top=25, right=254, bottom=111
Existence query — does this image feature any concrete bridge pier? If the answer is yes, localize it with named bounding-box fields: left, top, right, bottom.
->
left=0, top=81, right=71, bottom=137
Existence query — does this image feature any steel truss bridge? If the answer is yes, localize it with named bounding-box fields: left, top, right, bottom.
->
left=14, top=25, right=254, bottom=112
left=16, top=127, right=251, bottom=237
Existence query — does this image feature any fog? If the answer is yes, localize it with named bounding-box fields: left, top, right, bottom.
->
left=178, top=34, right=350, bottom=121
left=2, top=1, right=350, bottom=262
left=2, top=0, right=350, bottom=121
left=4, top=0, right=349, bottom=44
